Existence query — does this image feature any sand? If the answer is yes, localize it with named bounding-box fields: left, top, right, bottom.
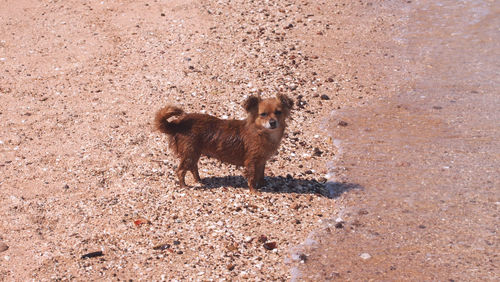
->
left=1, top=0, right=497, bottom=280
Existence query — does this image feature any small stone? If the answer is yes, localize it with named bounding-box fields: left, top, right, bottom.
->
left=335, top=222, right=344, bottom=229
left=81, top=251, right=103, bottom=259
left=352, top=219, right=362, bottom=227
left=358, top=209, right=369, bottom=215
left=299, top=253, right=308, bottom=262
left=257, top=235, right=268, bottom=243
left=133, top=218, right=151, bottom=226
left=0, top=242, right=8, bottom=253
left=320, top=94, right=330, bottom=100
left=360, top=253, right=371, bottom=260
left=313, top=147, right=323, bottom=157
left=226, top=243, right=238, bottom=252
left=338, top=120, right=348, bottom=127
left=227, top=264, right=236, bottom=271
left=153, top=244, right=171, bottom=250
left=63, top=184, right=69, bottom=190
left=173, top=240, right=181, bottom=245
left=263, top=242, right=277, bottom=250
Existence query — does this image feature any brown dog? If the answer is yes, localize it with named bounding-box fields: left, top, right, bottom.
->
left=154, top=94, right=293, bottom=193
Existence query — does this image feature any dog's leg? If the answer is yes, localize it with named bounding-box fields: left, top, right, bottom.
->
left=176, top=167, right=188, bottom=188
left=190, top=160, right=202, bottom=184
left=256, top=162, right=266, bottom=188
left=178, top=154, right=201, bottom=187
left=244, top=160, right=260, bottom=194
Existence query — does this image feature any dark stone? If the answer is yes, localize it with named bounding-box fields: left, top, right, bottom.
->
left=81, top=251, right=103, bottom=259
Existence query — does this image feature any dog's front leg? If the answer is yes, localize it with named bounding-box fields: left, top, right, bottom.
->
left=256, top=162, right=266, bottom=188
left=244, top=160, right=260, bottom=194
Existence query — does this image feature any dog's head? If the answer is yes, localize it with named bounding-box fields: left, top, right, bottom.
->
left=243, top=94, right=293, bottom=130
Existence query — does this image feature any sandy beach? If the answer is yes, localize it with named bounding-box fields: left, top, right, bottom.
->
left=1, top=0, right=498, bottom=280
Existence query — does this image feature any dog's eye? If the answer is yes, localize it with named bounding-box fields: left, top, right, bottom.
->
left=259, top=112, right=267, bottom=117
left=275, top=110, right=282, bottom=115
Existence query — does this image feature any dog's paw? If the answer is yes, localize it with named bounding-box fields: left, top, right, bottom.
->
left=249, top=188, right=261, bottom=195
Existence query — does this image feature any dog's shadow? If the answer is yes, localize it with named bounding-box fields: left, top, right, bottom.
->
left=199, top=175, right=362, bottom=199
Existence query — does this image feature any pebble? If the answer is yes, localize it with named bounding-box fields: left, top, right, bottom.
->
left=133, top=218, right=151, bottom=226
left=299, top=253, right=308, bottom=262
left=358, top=209, right=369, bottom=215
left=338, top=120, right=348, bottom=127
left=81, top=251, right=104, bottom=259
left=263, top=242, right=277, bottom=250
left=313, top=147, right=323, bottom=156
left=0, top=242, right=8, bottom=253
left=153, top=244, right=171, bottom=250
left=320, top=94, right=330, bottom=100
left=360, top=253, right=371, bottom=260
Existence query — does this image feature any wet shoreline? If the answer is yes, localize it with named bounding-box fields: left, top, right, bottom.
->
left=297, top=0, right=499, bottom=280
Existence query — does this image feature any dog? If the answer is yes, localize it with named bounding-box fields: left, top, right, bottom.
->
left=154, top=94, right=293, bottom=193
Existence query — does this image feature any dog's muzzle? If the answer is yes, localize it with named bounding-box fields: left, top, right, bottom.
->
left=268, top=119, right=277, bottom=129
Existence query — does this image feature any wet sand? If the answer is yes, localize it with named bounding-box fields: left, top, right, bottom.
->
left=297, top=0, right=499, bottom=280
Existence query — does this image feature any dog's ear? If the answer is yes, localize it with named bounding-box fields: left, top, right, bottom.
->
left=278, top=94, right=294, bottom=112
left=243, top=95, right=260, bottom=114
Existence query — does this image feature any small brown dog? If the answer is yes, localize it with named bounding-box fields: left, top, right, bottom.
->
left=155, top=94, right=293, bottom=193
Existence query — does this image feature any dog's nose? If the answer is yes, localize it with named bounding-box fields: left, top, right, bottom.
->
left=269, top=119, right=277, bottom=128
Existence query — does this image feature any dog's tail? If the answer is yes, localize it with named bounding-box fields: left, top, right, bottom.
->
left=154, top=105, right=184, bottom=135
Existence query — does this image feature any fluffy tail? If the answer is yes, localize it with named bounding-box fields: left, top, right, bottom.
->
left=154, top=105, right=184, bottom=135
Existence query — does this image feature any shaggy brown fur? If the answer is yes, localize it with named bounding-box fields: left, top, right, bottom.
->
left=155, top=94, right=293, bottom=193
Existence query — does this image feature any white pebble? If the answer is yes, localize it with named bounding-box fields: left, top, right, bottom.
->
left=360, top=253, right=371, bottom=260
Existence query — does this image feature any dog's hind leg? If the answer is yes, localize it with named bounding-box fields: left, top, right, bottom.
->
left=189, top=158, right=202, bottom=184
left=176, top=166, right=188, bottom=188
left=177, top=154, right=201, bottom=187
